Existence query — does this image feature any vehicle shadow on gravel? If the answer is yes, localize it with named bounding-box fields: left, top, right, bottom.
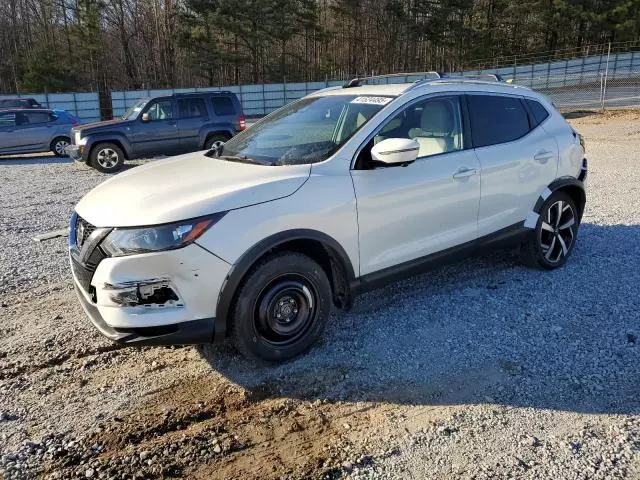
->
left=200, top=223, right=640, bottom=416
left=0, top=155, right=73, bottom=165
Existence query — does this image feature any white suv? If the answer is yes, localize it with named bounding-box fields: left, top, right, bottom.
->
left=70, top=77, right=587, bottom=362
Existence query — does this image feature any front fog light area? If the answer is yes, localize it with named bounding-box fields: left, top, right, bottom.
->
left=104, top=279, right=182, bottom=307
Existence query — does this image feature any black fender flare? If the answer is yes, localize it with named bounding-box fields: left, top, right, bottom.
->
left=213, top=229, right=356, bottom=341
left=525, top=176, right=586, bottom=228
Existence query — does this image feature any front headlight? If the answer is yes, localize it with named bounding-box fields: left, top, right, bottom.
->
left=101, top=213, right=225, bottom=257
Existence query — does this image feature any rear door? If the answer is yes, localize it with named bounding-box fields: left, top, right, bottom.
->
left=18, top=111, right=57, bottom=152
left=131, top=98, right=180, bottom=157
left=177, top=97, right=208, bottom=151
left=0, top=111, right=21, bottom=152
left=468, top=94, right=558, bottom=237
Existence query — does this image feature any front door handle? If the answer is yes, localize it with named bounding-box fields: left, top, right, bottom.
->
left=534, top=150, right=553, bottom=163
left=453, top=167, right=478, bottom=179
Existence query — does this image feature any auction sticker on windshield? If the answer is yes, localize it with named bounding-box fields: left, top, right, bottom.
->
left=350, top=96, right=393, bottom=105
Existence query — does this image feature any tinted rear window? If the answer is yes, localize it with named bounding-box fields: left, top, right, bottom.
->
left=526, top=99, right=550, bottom=126
left=468, top=95, right=530, bottom=147
left=178, top=98, right=207, bottom=118
left=211, top=96, right=235, bottom=116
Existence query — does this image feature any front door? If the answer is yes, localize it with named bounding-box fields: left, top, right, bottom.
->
left=351, top=95, right=481, bottom=276
left=131, top=98, right=180, bottom=157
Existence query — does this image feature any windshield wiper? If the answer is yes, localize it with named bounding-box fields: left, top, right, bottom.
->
left=217, top=155, right=271, bottom=166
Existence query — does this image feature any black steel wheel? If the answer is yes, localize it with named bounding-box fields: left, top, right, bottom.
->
left=229, top=253, right=331, bottom=362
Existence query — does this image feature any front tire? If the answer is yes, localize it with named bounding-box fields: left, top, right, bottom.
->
left=50, top=136, right=70, bottom=157
left=229, top=253, right=331, bottom=362
left=90, top=142, right=125, bottom=173
left=520, top=191, right=580, bottom=269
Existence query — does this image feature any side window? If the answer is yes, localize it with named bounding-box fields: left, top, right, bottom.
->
left=145, top=100, right=174, bottom=121
left=467, top=95, right=530, bottom=147
left=375, top=96, right=464, bottom=158
left=526, top=99, right=550, bottom=127
left=0, top=112, right=16, bottom=128
left=178, top=98, right=207, bottom=118
left=211, top=96, right=235, bottom=116
left=24, top=111, right=53, bottom=124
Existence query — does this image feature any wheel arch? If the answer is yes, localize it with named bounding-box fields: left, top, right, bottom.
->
left=213, top=229, right=356, bottom=341
left=87, top=136, right=131, bottom=161
left=531, top=177, right=586, bottom=222
left=202, top=129, right=233, bottom=149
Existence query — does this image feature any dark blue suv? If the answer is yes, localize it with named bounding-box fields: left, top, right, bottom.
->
left=67, top=92, right=245, bottom=172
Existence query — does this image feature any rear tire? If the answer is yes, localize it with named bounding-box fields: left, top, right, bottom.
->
left=520, top=191, right=580, bottom=269
left=50, top=136, right=70, bottom=157
left=229, top=252, right=331, bottom=363
left=90, top=142, right=125, bottom=173
left=205, top=134, right=230, bottom=156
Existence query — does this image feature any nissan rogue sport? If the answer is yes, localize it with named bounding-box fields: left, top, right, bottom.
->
left=70, top=77, right=587, bottom=362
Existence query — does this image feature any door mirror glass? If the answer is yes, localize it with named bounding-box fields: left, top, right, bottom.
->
left=370, top=138, right=419, bottom=166
left=141, top=112, right=150, bottom=122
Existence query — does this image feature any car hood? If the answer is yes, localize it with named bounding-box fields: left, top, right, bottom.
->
left=75, top=152, right=311, bottom=227
left=74, top=118, right=132, bottom=133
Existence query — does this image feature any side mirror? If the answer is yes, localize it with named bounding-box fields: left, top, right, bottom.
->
left=141, top=112, right=150, bottom=122
left=370, top=138, right=419, bottom=166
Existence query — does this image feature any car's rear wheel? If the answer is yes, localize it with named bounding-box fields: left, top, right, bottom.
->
left=50, top=136, right=70, bottom=157
left=229, top=252, right=331, bottom=362
left=205, top=134, right=230, bottom=155
left=520, top=191, right=580, bottom=269
left=90, top=142, right=125, bottom=173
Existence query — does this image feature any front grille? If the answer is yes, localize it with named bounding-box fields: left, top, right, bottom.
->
left=71, top=256, right=95, bottom=294
left=75, top=216, right=96, bottom=249
left=71, top=215, right=106, bottom=295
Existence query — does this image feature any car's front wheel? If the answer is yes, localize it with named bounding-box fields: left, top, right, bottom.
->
left=229, top=252, right=331, bottom=362
left=521, top=191, right=580, bottom=269
left=90, top=142, right=125, bottom=173
left=50, top=136, right=70, bottom=157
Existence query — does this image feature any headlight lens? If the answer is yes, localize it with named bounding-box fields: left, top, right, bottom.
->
left=101, top=214, right=224, bottom=257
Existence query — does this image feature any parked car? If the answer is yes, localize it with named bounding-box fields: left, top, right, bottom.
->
left=70, top=77, right=587, bottom=362
left=66, top=91, right=245, bottom=173
left=0, top=97, right=44, bottom=109
left=0, top=109, right=79, bottom=157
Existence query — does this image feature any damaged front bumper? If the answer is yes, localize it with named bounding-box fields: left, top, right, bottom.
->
left=70, top=242, right=231, bottom=346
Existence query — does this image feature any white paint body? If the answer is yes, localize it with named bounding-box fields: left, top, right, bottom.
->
left=72, top=81, right=585, bottom=330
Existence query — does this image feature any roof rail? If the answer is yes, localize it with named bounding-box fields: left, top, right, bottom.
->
left=344, top=71, right=441, bottom=88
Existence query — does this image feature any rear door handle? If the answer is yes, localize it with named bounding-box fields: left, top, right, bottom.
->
left=534, top=150, right=553, bottom=163
left=453, top=167, right=478, bottom=179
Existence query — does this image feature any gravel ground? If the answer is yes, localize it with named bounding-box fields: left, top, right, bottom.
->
left=0, top=111, right=639, bottom=479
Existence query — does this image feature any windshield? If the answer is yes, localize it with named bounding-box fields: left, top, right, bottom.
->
left=121, top=99, right=148, bottom=120
left=220, top=95, right=392, bottom=166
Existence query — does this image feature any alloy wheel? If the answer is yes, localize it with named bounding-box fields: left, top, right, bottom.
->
left=96, top=148, right=119, bottom=169
left=209, top=140, right=225, bottom=155
left=54, top=139, right=69, bottom=156
left=539, top=199, right=576, bottom=263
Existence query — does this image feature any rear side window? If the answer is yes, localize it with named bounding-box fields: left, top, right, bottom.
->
left=467, top=95, right=530, bottom=148
left=178, top=98, right=207, bottom=118
left=211, top=96, right=235, bottom=116
left=526, top=99, right=550, bottom=126
left=24, top=111, right=53, bottom=124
